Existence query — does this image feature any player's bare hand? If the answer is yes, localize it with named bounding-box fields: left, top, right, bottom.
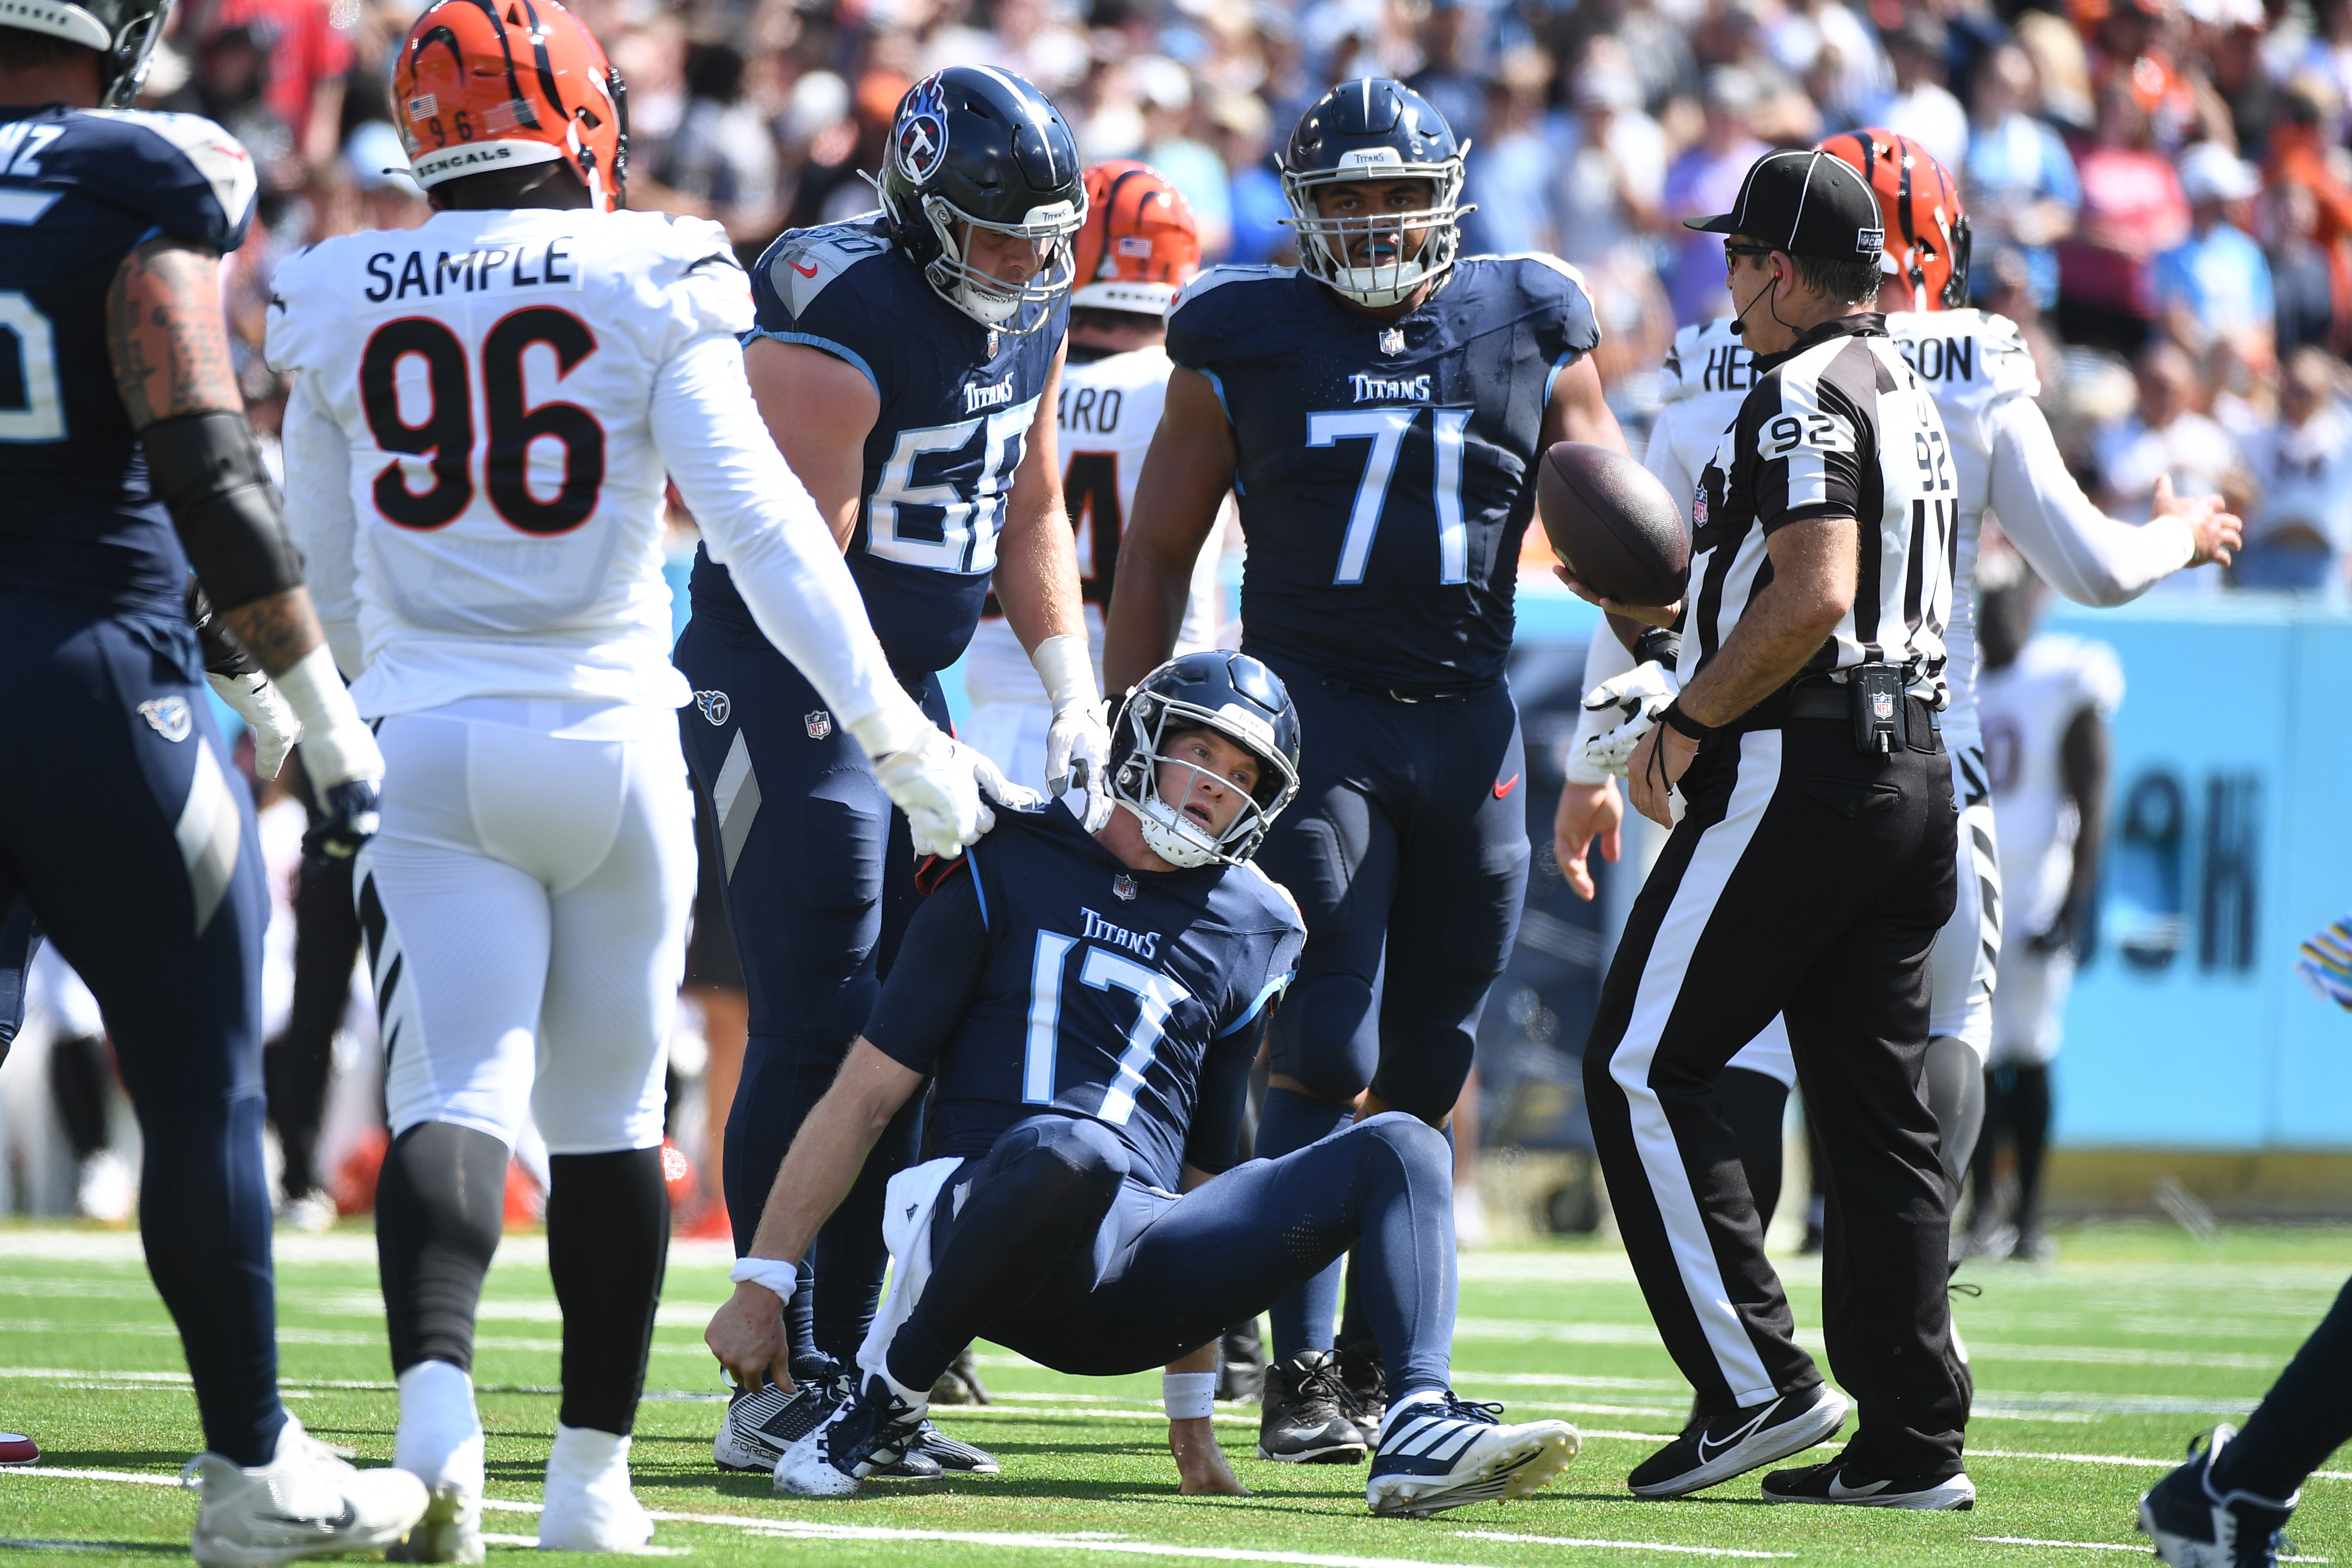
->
left=1553, top=779, right=1621, bottom=901
left=1627, top=724, right=1697, bottom=829
left=2151, top=476, right=2242, bottom=568
left=1553, top=565, right=1681, bottom=628
left=706, top=1282, right=796, bottom=1396
left=1168, top=1418, right=1248, bottom=1495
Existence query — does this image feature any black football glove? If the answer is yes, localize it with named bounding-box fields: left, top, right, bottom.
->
left=303, top=777, right=381, bottom=863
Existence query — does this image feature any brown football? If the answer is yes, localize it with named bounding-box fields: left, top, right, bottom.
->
left=1535, top=441, right=1691, bottom=609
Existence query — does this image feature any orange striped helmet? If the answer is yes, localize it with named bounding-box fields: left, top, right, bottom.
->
left=394, top=0, right=628, bottom=211
left=1818, top=128, right=1971, bottom=311
left=1071, top=161, right=1201, bottom=316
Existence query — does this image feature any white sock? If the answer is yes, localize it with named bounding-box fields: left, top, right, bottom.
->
left=871, top=1356, right=931, bottom=1417
left=1377, top=1389, right=1448, bottom=1445
left=395, top=1361, right=484, bottom=1494
left=546, top=1423, right=631, bottom=1491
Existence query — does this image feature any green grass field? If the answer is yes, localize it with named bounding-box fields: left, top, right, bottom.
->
left=0, top=1220, right=2344, bottom=1566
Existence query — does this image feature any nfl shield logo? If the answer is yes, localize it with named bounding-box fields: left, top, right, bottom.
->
left=1379, top=326, right=1406, bottom=356
left=138, top=695, right=191, bottom=742
left=805, top=709, right=832, bottom=739
left=1693, top=484, right=1708, bottom=525
left=1871, top=692, right=1894, bottom=720
left=1112, top=873, right=1138, bottom=902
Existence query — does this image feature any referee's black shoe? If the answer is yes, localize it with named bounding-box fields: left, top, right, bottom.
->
left=1625, top=1385, right=1848, bottom=1498
left=1759, top=1448, right=1976, bottom=1510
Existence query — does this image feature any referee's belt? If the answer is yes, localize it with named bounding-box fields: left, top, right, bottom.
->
left=1745, top=677, right=1941, bottom=736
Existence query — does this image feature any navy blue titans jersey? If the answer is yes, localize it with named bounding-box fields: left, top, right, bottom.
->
left=865, top=805, right=1304, bottom=1191
left=0, top=108, right=256, bottom=615
left=687, top=213, right=1068, bottom=680
left=1166, top=257, right=1600, bottom=689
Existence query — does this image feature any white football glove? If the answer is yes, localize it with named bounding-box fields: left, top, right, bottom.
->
left=1032, top=633, right=1115, bottom=832
left=1575, top=660, right=1682, bottom=780
left=854, top=702, right=1042, bottom=859
left=272, top=646, right=386, bottom=858
left=206, top=669, right=303, bottom=779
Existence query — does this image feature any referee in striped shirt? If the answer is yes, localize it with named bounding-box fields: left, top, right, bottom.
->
left=1572, top=151, right=1971, bottom=1510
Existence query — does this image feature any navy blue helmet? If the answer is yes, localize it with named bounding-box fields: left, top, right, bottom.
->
left=1280, top=78, right=1471, bottom=308
left=1110, top=652, right=1302, bottom=869
left=3, top=0, right=172, bottom=106
left=876, top=66, right=1087, bottom=332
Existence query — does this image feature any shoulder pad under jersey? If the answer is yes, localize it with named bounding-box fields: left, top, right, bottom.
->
left=18, top=109, right=257, bottom=250
left=757, top=214, right=897, bottom=322
left=1657, top=317, right=1750, bottom=405
left=1885, top=308, right=2040, bottom=413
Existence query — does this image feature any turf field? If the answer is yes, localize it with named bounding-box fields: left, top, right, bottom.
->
left=0, top=1221, right=2343, bottom=1567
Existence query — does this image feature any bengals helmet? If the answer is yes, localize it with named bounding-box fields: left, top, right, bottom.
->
left=1819, top=129, right=1970, bottom=311
left=1071, top=161, right=1201, bottom=316
left=393, top=0, right=628, bottom=210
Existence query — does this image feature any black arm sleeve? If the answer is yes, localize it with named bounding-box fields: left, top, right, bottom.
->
left=863, top=866, right=993, bottom=1077
left=1183, top=1026, right=1259, bottom=1176
left=185, top=579, right=261, bottom=679
left=143, top=410, right=305, bottom=613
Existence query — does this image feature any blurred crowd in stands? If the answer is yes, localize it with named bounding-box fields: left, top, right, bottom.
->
left=154, top=0, right=2352, bottom=589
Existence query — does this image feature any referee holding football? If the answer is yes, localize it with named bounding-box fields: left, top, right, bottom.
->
left=1569, top=150, right=1970, bottom=1510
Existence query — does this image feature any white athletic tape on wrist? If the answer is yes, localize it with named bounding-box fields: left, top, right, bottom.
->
left=729, top=1257, right=800, bottom=1304
left=274, top=645, right=380, bottom=790
left=845, top=693, right=933, bottom=763
left=1162, top=1371, right=1217, bottom=1421
left=1029, top=632, right=1101, bottom=714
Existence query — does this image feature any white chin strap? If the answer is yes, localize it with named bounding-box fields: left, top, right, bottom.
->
left=1126, top=797, right=1222, bottom=870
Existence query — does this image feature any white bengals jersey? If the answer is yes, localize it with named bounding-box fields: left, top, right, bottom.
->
left=960, top=343, right=1227, bottom=709
left=265, top=207, right=747, bottom=717
left=1979, top=633, right=2123, bottom=946
left=1649, top=309, right=2038, bottom=744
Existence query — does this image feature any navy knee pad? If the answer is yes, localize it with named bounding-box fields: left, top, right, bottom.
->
left=1367, top=1033, right=1475, bottom=1124
left=1266, top=974, right=1379, bottom=1104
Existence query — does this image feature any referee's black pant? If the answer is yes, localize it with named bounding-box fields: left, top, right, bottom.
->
left=1585, top=704, right=1965, bottom=1477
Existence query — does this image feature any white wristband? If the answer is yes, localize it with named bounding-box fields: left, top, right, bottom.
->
left=728, top=1257, right=801, bottom=1304
left=845, top=689, right=933, bottom=763
left=1029, top=632, right=1101, bottom=715
left=1162, top=1371, right=1216, bottom=1421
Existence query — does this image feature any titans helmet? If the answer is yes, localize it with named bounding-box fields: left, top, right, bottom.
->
left=1109, top=651, right=1302, bottom=870
left=3, top=0, right=171, bottom=107
left=1279, top=78, right=1472, bottom=309
left=876, top=66, right=1087, bottom=333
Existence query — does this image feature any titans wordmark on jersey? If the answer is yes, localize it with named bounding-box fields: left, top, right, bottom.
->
left=1650, top=309, right=2037, bottom=740
left=866, top=805, right=1304, bottom=1192
left=689, top=213, right=1069, bottom=680
left=1166, top=256, right=1601, bottom=690
left=0, top=107, right=256, bottom=614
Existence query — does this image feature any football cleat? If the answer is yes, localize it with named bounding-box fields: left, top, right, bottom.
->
left=1257, top=1350, right=1366, bottom=1464
left=1333, top=1339, right=1387, bottom=1449
left=387, top=1360, right=484, bottom=1564
left=929, top=1347, right=992, bottom=1405
left=1365, top=1392, right=1579, bottom=1517
left=910, top=1421, right=998, bottom=1474
left=1217, top=1321, right=1267, bottom=1403
left=1760, top=1452, right=1976, bottom=1510
left=773, top=1376, right=931, bottom=1498
left=2138, top=1425, right=2298, bottom=1568
left=715, top=1377, right=840, bottom=1473
left=1625, top=1384, right=1848, bottom=1499
left=182, top=1414, right=429, bottom=1568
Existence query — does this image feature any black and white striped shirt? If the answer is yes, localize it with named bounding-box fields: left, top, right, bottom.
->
left=1681, top=313, right=1954, bottom=707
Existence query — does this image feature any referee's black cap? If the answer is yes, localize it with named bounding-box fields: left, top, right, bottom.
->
left=1685, top=149, right=1886, bottom=263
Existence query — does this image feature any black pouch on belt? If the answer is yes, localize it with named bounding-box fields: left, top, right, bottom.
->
left=1849, top=664, right=1907, bottom=755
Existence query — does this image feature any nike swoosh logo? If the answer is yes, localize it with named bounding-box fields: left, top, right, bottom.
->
left=1828, top=1474, right=1894, bottom=1500
left=791, top=260, right=820, bottom=277
left=1695, top=1401, right=1776, bottom=1463
left=1494, top=775, right=1520, bottom=799
left=257, top=1503, right=358, bottom=1531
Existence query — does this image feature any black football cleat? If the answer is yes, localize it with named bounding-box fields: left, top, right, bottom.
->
left=909, top=1420, right=998, bottom=1474
left=1258, top=1350, right=1367, bottom=1464
left=1333, top=1339, right=1387, bottom=1449
left=2138, top=1426, right=2297, bottom=1568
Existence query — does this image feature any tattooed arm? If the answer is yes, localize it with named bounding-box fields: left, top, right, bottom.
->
left=107, top=234, right=325, bottom=676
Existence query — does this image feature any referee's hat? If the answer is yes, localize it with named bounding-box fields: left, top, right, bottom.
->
left=1685, top=149, right=1886, bottom=263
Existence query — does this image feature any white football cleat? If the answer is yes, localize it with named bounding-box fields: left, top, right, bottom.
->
left=536, top=1424, right=653, bottom=1553
left=1365, top=1391, right=1579, bottom=1517
left=183, top=1413, right=429, bottom=1568
left=388, top=1361, right=484, bottom=1564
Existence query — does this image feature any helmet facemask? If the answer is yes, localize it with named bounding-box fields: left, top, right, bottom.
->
left=917, top=191, right=1084, bottom=331
left=1280, top=157, right=1470, bottom=309
left=101, top=1, right=167, bottom=109
left=1111, top=691, right=1299, bottom=870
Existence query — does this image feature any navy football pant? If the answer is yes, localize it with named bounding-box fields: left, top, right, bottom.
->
left=882, top=1112, right=1456, bottom=1403
left=2213, top=1272, right=2352, bottom=1500
left=0, top=596, right=282, bottom=1465
left=674, top=618, right=945, bottom=1369
left=0, top=893, right=38, bottom=1055
left=1251, top=660, right=1527, bottom=1359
